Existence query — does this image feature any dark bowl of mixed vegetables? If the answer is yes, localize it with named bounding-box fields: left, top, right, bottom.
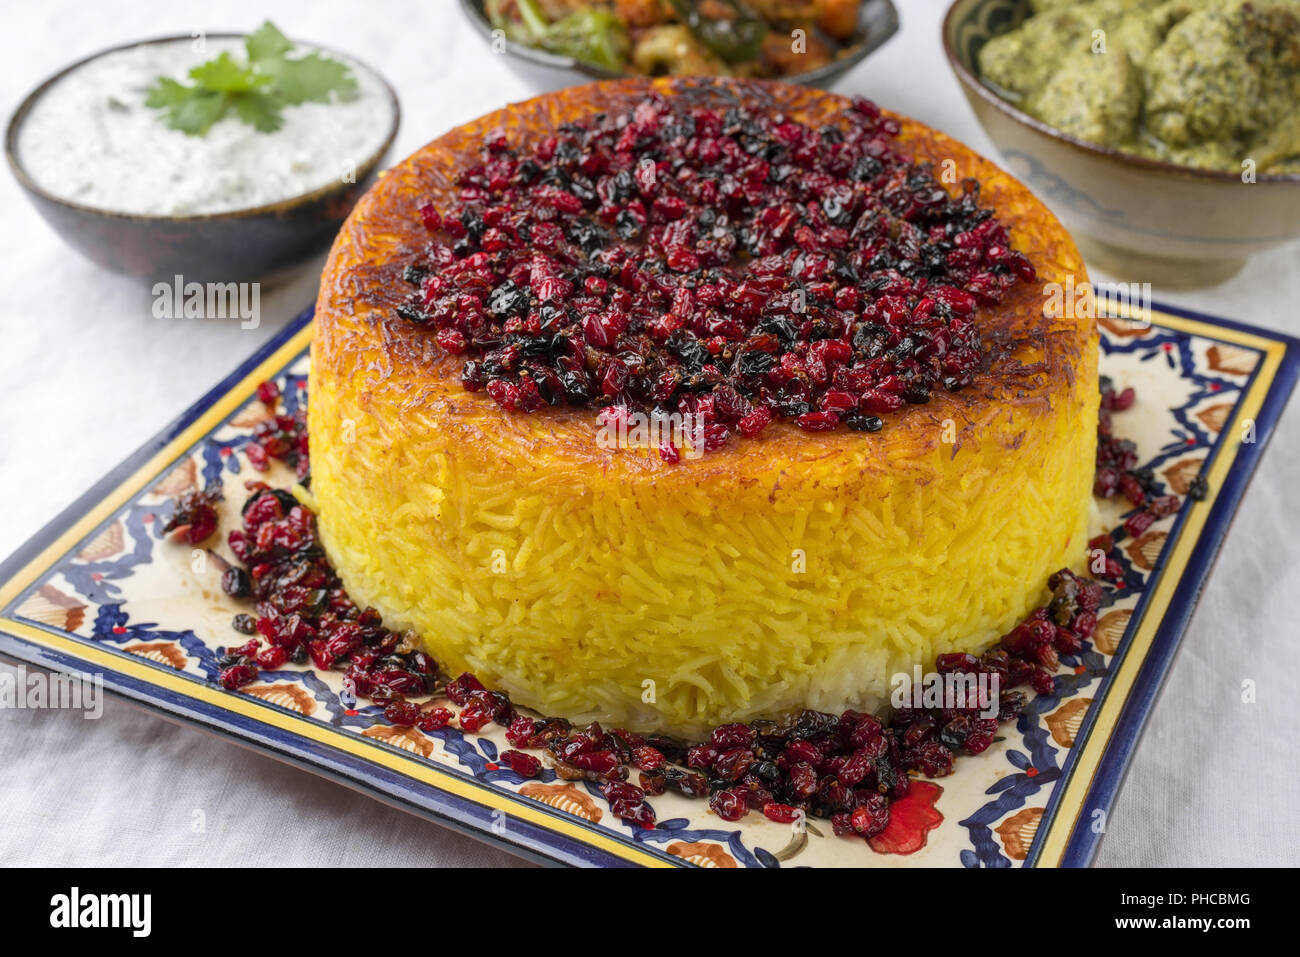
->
left=461, top=0, right=899, bottom=89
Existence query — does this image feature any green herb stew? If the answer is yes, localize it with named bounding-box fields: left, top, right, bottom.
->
left=977, top=0, right=1300, bottom=174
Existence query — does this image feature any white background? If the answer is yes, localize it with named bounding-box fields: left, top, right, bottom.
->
left=1, top=0, right=1296, bottom=867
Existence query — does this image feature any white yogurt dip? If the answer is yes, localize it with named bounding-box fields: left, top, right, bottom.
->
left=17, top=37, right=395, bottom=216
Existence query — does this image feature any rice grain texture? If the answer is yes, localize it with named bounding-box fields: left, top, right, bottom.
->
left=310, top=78, right=1098, bottom=736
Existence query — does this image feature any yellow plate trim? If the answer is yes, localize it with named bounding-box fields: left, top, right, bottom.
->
left=0, top=305, right=1285, bottom=868
left=0, top=323, right=312, bottom=611
left=0, top=617, right=673, bottom=868
left=1034, top=305, right=1285, bottom=866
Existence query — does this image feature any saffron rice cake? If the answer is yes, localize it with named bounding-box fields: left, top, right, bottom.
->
left=310, top=78, right=1098, bottom=736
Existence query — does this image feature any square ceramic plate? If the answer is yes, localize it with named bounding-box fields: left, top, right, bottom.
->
left=1, top=301, right=1296, bottom=868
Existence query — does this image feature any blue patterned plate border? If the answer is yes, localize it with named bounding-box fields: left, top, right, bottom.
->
left=1043, top=302, right=1298, bottom=866
left=0, top=301, right=1295, bottom=868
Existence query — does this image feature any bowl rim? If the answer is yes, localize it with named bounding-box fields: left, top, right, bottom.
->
left=5, top=31, right=403, bottom=224
left=940, top=0, right=1300, bottom=186
left=458, top=0, right=900, bottom=88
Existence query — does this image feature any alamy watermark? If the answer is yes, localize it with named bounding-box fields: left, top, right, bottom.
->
left=891, top=665, right=1000, bottom=720
left=1044, top=275, right=1152, bottom=326
left=49, top=887, right=150, bottom=937
left=596, top=409, right=705, bottom=460
left=152, top=274, right=260, bottom=329
left=0, top=665, right=103, bottom=718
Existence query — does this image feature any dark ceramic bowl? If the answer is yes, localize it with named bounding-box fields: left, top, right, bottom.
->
left=459, top=0, right=900, bottom=92
left=6, top=34, right=400, bottom=285
left=943, top=0, right=1300, bottom=285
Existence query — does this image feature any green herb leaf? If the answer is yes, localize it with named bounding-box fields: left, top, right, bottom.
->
left=259, top=51, right=358, bottom=106
left=144, top=77, right=192, bottom=109
left=187, top=51, right=266, bottom=93
left=245, top=21, right=294, bottom=64
left=160, top=88, right=229, bottom=135
left=146, top=20, right=357, bottom=136
left=233, top=91, right=286, bottom=132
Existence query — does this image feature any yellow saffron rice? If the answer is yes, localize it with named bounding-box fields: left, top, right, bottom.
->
left=309, top=79, right=1098, bottom=736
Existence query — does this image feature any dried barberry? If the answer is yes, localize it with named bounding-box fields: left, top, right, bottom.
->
left=394, top=94, right=1037, bottom=454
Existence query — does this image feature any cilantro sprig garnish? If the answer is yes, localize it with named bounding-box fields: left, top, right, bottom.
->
left=145, top=22, right=358, bottom=136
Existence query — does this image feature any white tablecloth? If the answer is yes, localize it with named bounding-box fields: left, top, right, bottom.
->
left=2, top=0, right=1297, bottom=867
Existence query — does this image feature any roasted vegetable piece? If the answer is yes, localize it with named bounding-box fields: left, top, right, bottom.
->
left=666, top=0, right=768, bottom=63
left=633, top=25, right=729, bottom=74
left=545, top=10, right=631, bottom=68
left=487, top=0, right=631, bottom=70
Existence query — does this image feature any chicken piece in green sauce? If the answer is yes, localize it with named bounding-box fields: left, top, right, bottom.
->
left=977, top=0, right=1300, bottom=173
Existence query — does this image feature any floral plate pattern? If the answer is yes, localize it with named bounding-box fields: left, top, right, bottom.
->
left=0, top=302, right=1296, bottom=867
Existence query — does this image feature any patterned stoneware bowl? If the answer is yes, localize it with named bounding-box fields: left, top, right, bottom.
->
left=5, top=34, right=400, bottom=285
left=942, top=0, right=1300, bottom=286
left=459, top=0, right=900, bottom=91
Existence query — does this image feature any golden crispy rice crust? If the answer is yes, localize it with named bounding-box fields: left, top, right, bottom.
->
left=309, top=78, right=1098, bottom=732
left=315, top=77, right=1093, bottom=494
